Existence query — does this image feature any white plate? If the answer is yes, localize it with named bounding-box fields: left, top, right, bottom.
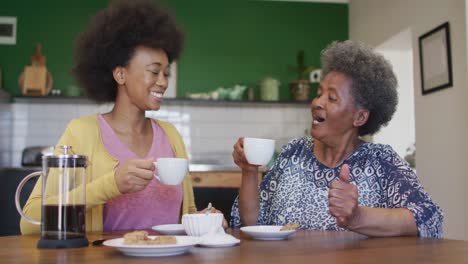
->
left=103, top=236, right=199, bottom=257
left=198, top=235, right=240, bottom=248
left=240, top=225, right=297, bottom=241
left=152, top=224, right=186, bottom=235
left=198, top=240, right=240, bottom=248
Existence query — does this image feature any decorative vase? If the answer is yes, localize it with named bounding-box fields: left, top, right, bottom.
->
left=260, top=77, right=280, bottom=101
left=289, top=80, right=311, bottom=101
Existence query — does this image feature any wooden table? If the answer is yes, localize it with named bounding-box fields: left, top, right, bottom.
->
left=1, top=230, right=467, bottom=264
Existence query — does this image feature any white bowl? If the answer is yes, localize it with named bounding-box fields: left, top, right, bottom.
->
left=181, top=213, right=223, bottom=237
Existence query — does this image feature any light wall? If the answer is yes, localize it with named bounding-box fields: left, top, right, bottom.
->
left=350, top=0, right=468, bottom=239
left=0, top=101, right=310, bottom=168
left=372, top=29, right=415, bottom=158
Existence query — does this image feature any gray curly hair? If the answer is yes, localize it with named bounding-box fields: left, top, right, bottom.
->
left=321, top=40, right=398, bottom=136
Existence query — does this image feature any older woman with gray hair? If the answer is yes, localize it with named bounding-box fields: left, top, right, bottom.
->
left=230, top=40, right=443, bottom=238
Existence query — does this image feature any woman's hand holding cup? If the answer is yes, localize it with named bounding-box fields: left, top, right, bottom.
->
left=115, top=158, right=155, bottom=194
left=233, top=137, right=275, bottom=172
left=153, top=158, right=188, bottom=185
left=232, top=137, right=261, bottom=173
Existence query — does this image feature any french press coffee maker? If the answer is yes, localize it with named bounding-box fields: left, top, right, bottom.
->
left=16, top=145, right=89, bottom=249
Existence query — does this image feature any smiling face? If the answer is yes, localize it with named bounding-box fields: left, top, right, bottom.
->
left=115, top=46, right=171, bottom=111
left=310, top=71, right=368, bottom=144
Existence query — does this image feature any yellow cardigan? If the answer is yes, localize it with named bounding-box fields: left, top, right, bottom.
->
left=20, top=115, right=197, bottom=234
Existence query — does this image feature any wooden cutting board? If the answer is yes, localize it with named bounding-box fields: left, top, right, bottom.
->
left=19, top=66, right=52, bottom=96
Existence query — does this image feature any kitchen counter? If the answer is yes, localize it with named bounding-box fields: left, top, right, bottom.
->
left=1, top=162, right=260, bottom=188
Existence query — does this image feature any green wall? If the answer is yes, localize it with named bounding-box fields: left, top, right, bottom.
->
left=0, top=1, right=107, bottom=97
left=0, top=0, right=348, bottom=100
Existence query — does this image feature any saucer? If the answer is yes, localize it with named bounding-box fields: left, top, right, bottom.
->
left=198, top=235, right=240, bottom=248
left=240, top=225, right=297, bottom=240
left=152, top=224, right=186, bottom=235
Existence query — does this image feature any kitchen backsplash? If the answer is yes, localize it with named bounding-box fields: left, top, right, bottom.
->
left=0, top=101, right=311, bottom=167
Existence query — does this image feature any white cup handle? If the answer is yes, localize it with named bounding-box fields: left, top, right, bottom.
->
left=15, top=171, right=42, bottom=225
left=153, top=161, right=161, bottom=181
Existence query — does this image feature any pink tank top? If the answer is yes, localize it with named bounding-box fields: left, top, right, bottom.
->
left=98, top=115, right=183, bottom=231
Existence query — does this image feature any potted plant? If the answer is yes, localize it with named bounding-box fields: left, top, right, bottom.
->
left=288, top=50, right=314, bottom=101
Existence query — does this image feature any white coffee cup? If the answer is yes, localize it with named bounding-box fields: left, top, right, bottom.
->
left=154, top=158, right=188, bottom=185
left=243, top=137, right=275, bottom=166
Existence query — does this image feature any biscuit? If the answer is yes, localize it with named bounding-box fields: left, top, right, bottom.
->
left=123, top=230, right=177, bottom=245
left=148, top=236, right=177, bottom=245
left=123, top=231, right=149, bottom=245
left=280, top=223, right=299, bottom=231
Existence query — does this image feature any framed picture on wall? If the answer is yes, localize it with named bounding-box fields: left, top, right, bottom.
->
left=0, top=17, right=17, bottom=45
left=418, top=22, right=453, bottom=95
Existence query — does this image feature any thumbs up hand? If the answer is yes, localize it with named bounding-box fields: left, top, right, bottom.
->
left=328, top=164, right=360, bottom=228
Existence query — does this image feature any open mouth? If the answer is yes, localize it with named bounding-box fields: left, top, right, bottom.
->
left=150, top=91, right=164, bottom=99
left=312, top=115, right=325, bottom=125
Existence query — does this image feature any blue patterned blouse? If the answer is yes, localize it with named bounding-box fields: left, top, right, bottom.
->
left=230, top=137, right=443, bottom=238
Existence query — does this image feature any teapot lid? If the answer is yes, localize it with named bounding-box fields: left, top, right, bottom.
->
left=43, top=145, right=88, bottom=168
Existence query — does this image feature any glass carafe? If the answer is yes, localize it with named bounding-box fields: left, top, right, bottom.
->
left=16, top=145, right=89, bottom=249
